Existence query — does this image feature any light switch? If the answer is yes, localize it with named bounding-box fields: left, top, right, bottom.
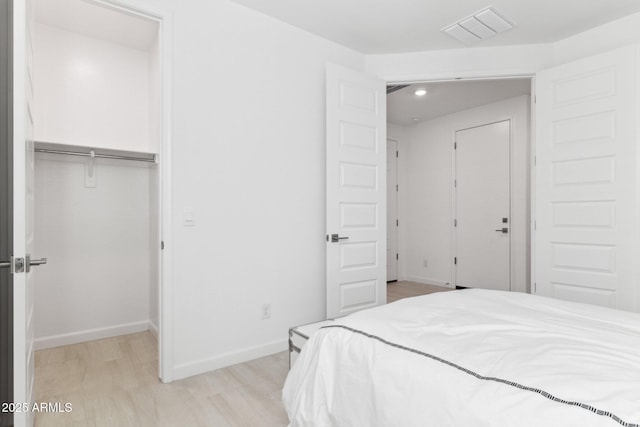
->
left=183, top=207, right=195, bottom=226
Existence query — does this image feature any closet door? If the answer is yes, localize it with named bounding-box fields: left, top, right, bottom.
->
left=13, top=0, right=38, bottom=425
left=534, top=45, right=639, bottom=311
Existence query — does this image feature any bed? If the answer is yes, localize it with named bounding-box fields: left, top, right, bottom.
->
left=282, top=289, right=640, bottom=427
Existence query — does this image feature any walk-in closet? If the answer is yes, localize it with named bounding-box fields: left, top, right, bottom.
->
left=32, top=0, right=161, bottom=353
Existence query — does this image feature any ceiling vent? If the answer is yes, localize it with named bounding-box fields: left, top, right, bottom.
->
left=442, top=6, right=514, bottom=45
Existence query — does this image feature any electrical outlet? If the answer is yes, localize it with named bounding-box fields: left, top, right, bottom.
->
left=261, top=303, right=271, bottom=320
left=423, top=259, right=428, bottom=268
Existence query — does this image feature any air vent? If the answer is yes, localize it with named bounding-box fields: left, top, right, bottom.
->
left=442, top=6, right=514, bottom=45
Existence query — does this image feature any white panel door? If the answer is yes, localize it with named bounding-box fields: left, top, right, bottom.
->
left=535, top=45, right=639, bottom=311
left=13, top=0, right=36, bottom=425
left=455, top=120, right=511, bottom=291
left=386, top=139, right=398, bottom=282
left=326, top=63, right=386, bottom=319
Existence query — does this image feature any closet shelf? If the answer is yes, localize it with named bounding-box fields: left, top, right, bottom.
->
left=34, top=141, right=157, bottom=163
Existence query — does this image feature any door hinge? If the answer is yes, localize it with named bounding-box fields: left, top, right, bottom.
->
left=454, top=179, right=457, bottom=188
left=454, top=257, right=457, bottom=265
left=396, top=253, right=399, bottom=260
left=454, top=219, right=457, bottom=227
left=396, top=219, right=399, bottom=227
left=161, top=241, right=165, bottom=250
left=396, top=150, right=398, bottom=158
left=533, top=282, right=537, bottom=292
left=454, top=142, right=457, bottom=150
left=534, top=220, right=537, bottom=230
left=396, top=184, right=398, bottom=192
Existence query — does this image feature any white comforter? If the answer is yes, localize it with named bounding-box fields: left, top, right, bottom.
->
left=283, top=289, right=640, bottom=427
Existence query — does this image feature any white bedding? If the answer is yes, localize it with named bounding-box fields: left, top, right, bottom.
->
left=283, top=289, right=640, bottom=427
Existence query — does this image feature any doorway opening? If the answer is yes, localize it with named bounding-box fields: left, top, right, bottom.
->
left=24, top=0, right=172, bottom=412
left=386, top=77, right=532, bottom=295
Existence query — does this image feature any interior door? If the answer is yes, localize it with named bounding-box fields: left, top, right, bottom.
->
left=386, top=139, right=398, bottom=282
left=0, top=1, right=14, bottom=424
left=455, top=120, right=511, bottom=291
left=535, top=45, right=639, bottom=311
left=13, top=0, right=37, bottom=425
left=326, top=63, right=386, bottom=319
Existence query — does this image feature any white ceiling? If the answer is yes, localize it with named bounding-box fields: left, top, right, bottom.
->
left=35, top=0, right=158, bottom=51
left=230, top=0, right=640, bottom=54
left=387, top=79, right=531, bottom=126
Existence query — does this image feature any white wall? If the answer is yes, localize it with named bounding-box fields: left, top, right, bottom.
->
left=34, top=155, right=153, bottom=349
left=33, top=24, right=153, bottom=152
left=399, top=95, right=530, bottom=293
left=366, top=44, right=553, bottom=82
left=138, top=0, right=365, bottom=379
left=552, top=12, right=640, bottom=65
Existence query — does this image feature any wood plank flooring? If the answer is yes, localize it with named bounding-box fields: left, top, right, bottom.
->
left=387, top=280, right=451, bottom=303
left=34, top=281, right=450, bottom=426
left=34, top=333, right=289, bottom=427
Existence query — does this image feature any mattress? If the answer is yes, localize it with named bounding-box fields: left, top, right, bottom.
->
left=283, top=289, right=640, bottom=427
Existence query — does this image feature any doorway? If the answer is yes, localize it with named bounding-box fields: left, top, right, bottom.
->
left=32, top=0, right=164, bottom=362
left=385, top=78, right=531, bottom=293
left=7, top=0, right=173, bottom=422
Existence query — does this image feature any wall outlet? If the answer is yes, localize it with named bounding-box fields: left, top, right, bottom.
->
left=423, top=259, right=428, bottom=268
left=261, top=303, right=271, bottom=320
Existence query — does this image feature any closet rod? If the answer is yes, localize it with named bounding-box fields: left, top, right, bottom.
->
left=34, top=148, right=156, bottom=163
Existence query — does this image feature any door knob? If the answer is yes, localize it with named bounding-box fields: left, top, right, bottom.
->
left=329, top=234, right=349, bottom=243
left=25, top=255, right=47, bottom=273
left=495, top=228, right=509, bottom=234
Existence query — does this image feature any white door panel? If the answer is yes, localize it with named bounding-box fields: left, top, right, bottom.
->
left=386, top=139, right=398, bottom=282
left=455, top=120, right=511, bottom=291
left=326, top=64, right=386, bottom=318
left=535, top=45, right=639, bottom=311
left=13, top=0, right=36, bottom=425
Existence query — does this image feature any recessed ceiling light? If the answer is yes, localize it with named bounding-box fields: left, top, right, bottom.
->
left=414, top=88, right=427, bottom=96
left=411, top=117, right=421, bottom=122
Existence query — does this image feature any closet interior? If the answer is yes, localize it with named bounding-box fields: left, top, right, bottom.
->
left=32, top=0, right=161, bottom=353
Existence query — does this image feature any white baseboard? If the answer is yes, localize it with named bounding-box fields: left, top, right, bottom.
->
left=148, top=320, right=159, bottom=339
left=34, top=320, right=150, bottom=350
left=173, top=339, right=288, bottom=381
left=405, top=275, right=454, bottom=289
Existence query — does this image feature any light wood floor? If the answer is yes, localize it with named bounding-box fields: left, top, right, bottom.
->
left=34, top=281, right=449, bottom=426
left=387, top=280, right=451, bottom=303
left=34, top=333, right=289, bottom=426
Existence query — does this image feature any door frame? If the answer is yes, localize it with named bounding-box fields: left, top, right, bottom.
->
left=385, top=73, right=534, bottom=293
left=452, top=119, right=512, bottom=290
left=92, top=0, right=175, bottom=382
